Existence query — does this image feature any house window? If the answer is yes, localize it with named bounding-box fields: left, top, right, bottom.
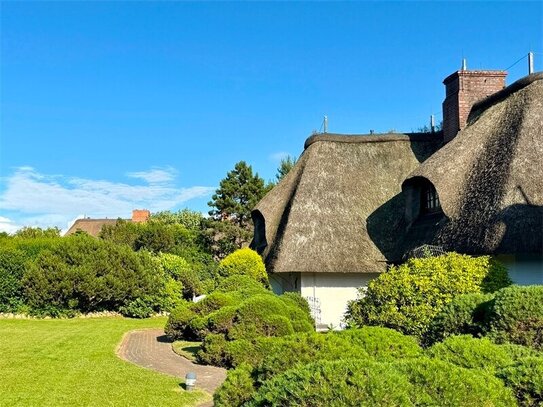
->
left=421, top=184, right=441, bottom=213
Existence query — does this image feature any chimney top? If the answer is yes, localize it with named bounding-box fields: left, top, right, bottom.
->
left=132, top=209, right=150, bottom=223
left=442, top=69, right=507, bottom=143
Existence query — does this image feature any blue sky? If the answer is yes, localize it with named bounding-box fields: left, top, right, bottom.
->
left=1, top=1, right=542, bottom=232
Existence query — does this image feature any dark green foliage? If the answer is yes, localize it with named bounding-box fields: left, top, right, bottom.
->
left=346, top=253, right=511, bottom=337
left=22, top=235, right=165, bottom=316
left=166, top=289, right=314, bottom=345
left=487, top=285, right=543, bottom=350
left=275, top=155, right=297, bottom=182
left=208, top=161, right=268, bottom=229
left=0, top=246, right=26, bottom=312
left=497, top=357, right=543, bottom=406
left=243, top=358, right=515, bottom=407
left=214, top=363, right=256, bottom=407
left=119, top=297, right=155, bottom=318
left=427, top=335, right=518, bottom=373
left=424, top=292, right=493, bottom=345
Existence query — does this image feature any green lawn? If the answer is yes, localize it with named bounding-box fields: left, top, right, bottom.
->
left=0, top=317, right=209, bottom=406
left=172, top=340, right=202, bottom=362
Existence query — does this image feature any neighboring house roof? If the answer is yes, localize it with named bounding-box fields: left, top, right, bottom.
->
left=64, top=219, right=123, bottom=237
left=252, top=133, right=441, bottom=274
left=403, top=73, right=543, bottom=255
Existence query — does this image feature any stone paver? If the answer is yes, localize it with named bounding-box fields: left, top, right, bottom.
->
left=117, top=328, right=226, bottom=401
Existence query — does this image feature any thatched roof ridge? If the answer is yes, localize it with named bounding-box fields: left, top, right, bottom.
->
left=403, top=74, right=543, bottom=255
left=304, top=132, right=440, bottom=149
left=64, top=219, right=124, bottom=237
left=253, top=133, right=442, bottom=273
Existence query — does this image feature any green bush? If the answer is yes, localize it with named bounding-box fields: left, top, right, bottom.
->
left=346, top=253, right=511, bottom=337
left=165, top=304, right=197, bottom=340
left=0, top=246, right=27, bottom=312
left=215, top=275, right=268, bottom=296
left=22, top=235, right=165, bottom=316
left=427, top=335, right=517, bottom=373
left=497, top=357, right=543, bottom=406
left=119, top=297, right=155, bottom=318
left=166, top=290, right=313, bottom=344
left=335, top=326, right=422, bottom=360
left=244, top=358, right=515, bottom=407
left=217, top=248, right=268, bottom=286
left=214, top=363, right=256, bottom=407
left=487, top=285, right=543, bottom=350
left=424, top=292, right=494, bottom=345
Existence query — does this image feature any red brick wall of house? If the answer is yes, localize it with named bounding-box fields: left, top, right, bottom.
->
left=442, top=70, right=507, bottom=143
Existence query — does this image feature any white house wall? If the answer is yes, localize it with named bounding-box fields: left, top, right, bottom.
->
left=497, top=255, right=543, bottom=285
left=300, top=272, right=380, bottom=329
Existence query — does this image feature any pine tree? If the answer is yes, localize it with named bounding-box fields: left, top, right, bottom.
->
left=275, top=155, right=297, bottom=182
left=208, top=161, right=268, bottom=229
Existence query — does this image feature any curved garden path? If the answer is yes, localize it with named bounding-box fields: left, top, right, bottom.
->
left=117, top=328, right=227, bottom=399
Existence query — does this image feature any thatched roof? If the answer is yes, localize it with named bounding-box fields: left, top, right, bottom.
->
left=64, top=219, right=122, bottom=237
left=403, top=73, right=543, bottom=255
left=252, top=133, right=441, bottom=273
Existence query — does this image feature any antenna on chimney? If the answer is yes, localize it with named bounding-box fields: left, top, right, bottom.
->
left=462, top=58, right=467, bottom=71
left=528, top=52, right=534, bottom=74
left=430, top=114, right=435, bottom=133
left=323, top=115, right=328, bottom=133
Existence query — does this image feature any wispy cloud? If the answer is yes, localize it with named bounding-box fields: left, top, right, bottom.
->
left=126, top=167, right=178, bottom=184
left=269, top=151, right=291, bottom=162
left=0, top=167, right=215, bottom=232
left=0, top=216, right=22, bottom=234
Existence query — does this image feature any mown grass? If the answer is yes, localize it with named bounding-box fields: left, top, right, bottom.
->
left=172, top=340, right=202, bottom=362
left=0, top=317, right=209, bottom=406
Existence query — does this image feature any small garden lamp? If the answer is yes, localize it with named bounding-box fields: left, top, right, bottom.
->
left=185, top=372, right=197, bottom=391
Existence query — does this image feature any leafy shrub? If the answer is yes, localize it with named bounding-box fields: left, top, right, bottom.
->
left=346, top=253, right=510, bottom=337
left=497, top=357, right=543, bottom=406
left=215, top=275, right=268, bottom=296
left=22, top=235, right=165, bottom=316
left=217, top=248, right=268, bottom=286
left=427, top=335, right=517, bottom=373
left=214, top=363, right=256, bottom=407
left=244, top=358, right=515, bottom=407
left=119, top=297, right=155, bottom=318
left=487, top=285, right=543, bottom=350
left=335, top=326, right=422, bottom=360
left=424, top=292, right=494, bottom=345
left=166, top=290, right=313, bottom=344
left=157, top=253, right=201, bottom=299
left=165, top=304, right=197, bottom=340
left=0, top=247, right=27, bottom=312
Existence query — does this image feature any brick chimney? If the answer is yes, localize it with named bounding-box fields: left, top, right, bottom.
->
left=132, top=209, right=150, bottom=223
left=442, top=68, right=507, bottom=143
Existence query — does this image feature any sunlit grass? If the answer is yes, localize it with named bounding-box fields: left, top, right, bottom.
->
left=0, top=317, right=209, bottom=406
left=172, top=340, right=202, bottom=362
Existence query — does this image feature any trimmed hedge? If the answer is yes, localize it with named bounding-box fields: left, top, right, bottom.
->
left=241, top=358, right=515, bottom=407
left=217, top=248, right=268, bottom=286
left=346, top=253, right=510, bottom=337
left=213, top=327, right=422, bottom=405
left=497, top=357, right=543, bottom=407
left=424, top=292, right=493, bottom=346
left=165, top=288, right=313, bottom=344
left=487, top=285, right=543, bottom=350
left=427, top=335, right=519, bottom=373
left=0, top=246, right=27, bottom=312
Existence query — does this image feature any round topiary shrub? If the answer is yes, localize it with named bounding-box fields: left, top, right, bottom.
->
left=215, top=275, right=269, bottom=296
left=346, top=253, right=511, bottom=337
left=486, top=285, right=543, bottom=350
left=424, top=292, right=494, bottom=346
left=335, top=326, right=422, bottom=361
left=217, top=248, right=268, bottom=286
left=245, top=358, right=516, bottom=407
left=427, top=335, right=516, bottom=373
left=497, top=356, right=543, bottom=407
left=165, top=304, right=197, bottom=340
